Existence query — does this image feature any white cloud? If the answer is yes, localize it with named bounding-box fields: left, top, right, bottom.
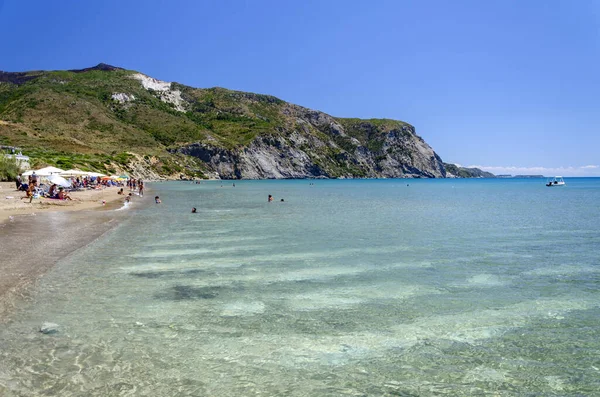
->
left=468, top=165, right=600, bottom=177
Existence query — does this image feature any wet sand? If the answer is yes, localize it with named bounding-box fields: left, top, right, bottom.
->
left=0, top=210, right=126, bottom=321
left=0, top=183, right=145, bottom=322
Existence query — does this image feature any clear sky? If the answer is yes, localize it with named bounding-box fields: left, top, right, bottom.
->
left=1, top=0, right=598, bottom=176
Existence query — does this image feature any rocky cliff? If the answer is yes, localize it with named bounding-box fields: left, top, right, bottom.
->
left=0, top=64, right=462, bottom=179
left=174, top=103, right=445, bottom=179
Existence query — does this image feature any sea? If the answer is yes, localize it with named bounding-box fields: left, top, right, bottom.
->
left=1, top=178, right=599, bottom=396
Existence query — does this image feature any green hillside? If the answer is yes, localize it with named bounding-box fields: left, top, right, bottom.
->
left=0, top=65, right=210, bottom=175
left=0, top=64, right=484, bottom=180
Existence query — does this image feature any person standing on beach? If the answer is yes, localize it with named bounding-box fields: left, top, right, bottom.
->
left=21, top=184, right=35, bottom=203
left=15, top=174, right=22, bottom=190
left=138, top=180, right=144, bottom=197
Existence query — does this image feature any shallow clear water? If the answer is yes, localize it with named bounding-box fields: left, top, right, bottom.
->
left=1, top=178, right=599, bottom=396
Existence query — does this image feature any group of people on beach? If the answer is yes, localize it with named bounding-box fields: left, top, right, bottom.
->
left=127, top=178, right=144, bottom=197
left=12, top=169, right=149, bottom=207
left=17, top=173, right=39, bottom=203
left=117, top=179, right=145, bottom=204
left=47, top=184, right=73, bottom=200
left=15, top=171, right=128, bottom=203
left=15, top=173, right=294, bottom=209
left=16, top=173, right=70, bottom=203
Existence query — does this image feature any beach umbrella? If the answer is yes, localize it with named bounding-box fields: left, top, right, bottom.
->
left=35, top=166, right=65, bottom=175
left=22, top=167, right=64, bottom=176
left=88, top=172, right=107, bottom=177
left=22, top=169, right=50, bottom=176
left=60, top=169, right=88, bottom=176
left=48, top=174, right=71, bottom=188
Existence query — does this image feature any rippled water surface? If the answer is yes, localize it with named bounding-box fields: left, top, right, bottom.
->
left=1, top=178, right=599, bottom=396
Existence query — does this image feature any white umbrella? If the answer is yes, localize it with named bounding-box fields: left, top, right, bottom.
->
left=60, top=169, right=88, bottom=176
left=36, top=166, right=65, bottom=175
left=22, top=167, right=65, bottom=176
left=48, top=174, right=71, bottom=188
left=88, top=172, right=106, bottom=177
left=23, top=169, right=51, bottom=176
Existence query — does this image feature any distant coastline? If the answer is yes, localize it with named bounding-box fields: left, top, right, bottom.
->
left=496, top=174, right=545, bottom=178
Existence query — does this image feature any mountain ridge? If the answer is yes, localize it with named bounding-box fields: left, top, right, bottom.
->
left=0, top=64, right=492, bottom=180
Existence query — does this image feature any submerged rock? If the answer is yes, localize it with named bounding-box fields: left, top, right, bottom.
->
left=40, top=322, right=60, bottom=334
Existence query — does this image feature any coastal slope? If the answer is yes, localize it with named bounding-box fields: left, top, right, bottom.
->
left=1, top=64, right=482, bottom=179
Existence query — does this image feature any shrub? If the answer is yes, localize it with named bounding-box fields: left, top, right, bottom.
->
left=0, top=154, right=20, bottom=181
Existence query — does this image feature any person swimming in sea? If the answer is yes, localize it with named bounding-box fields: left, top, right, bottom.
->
left=268, top=194, right=273, bottom=202
left=155, top=196, right=161, bottom=204
left=191, top=207, right=197, bottom=213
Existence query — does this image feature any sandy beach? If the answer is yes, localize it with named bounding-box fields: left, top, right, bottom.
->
left=0, top=182, right=143, bottom=321
left=0, top=181, right=126, bottom=222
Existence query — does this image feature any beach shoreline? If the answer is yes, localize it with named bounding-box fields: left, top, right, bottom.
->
left=0, top=182, right=148, bottom=322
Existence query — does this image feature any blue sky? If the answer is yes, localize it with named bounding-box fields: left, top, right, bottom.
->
left=1, top=0, right=598, bottom=176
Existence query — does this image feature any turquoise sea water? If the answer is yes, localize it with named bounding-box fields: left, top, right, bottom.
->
left=1, top=178, right=599, bottom=396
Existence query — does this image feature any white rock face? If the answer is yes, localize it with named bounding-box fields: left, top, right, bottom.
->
left=132, top=73, right=171, bottom=91
left=131, top=73, right=187, bottom=112
left=111, top=93, right=135, bottom=103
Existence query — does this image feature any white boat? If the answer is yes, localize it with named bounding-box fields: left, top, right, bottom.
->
left=546, top=176, right=565, bottom=187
